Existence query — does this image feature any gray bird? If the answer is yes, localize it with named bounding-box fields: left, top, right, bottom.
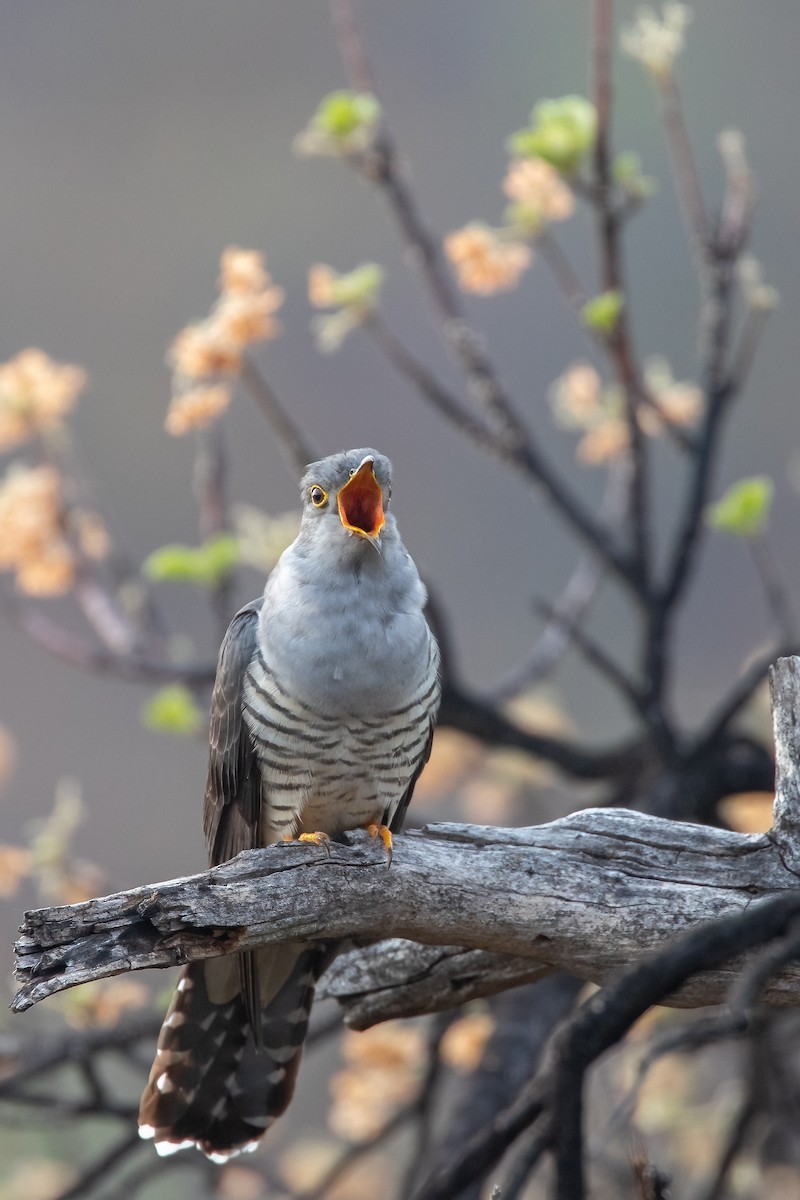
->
left=138, top=449, right=440, bottom=1160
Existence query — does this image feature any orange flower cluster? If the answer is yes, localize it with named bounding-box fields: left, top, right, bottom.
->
left=0, top=348, right=86, bottom=451
left=308, top=264, right=339, bottom=308
left=0, top=844, right=32, bottom=897
left=328, top=1022, right=425, bottom=1141
left=578, top=419, right=631, bottom=465
left=503, top=158, right=575, bottom=231
left=550, top=359, right=703, bottom=465
left=164, top=385, right=232, bottom=437
left=440, top=1011, right=496, bottom=1073
left=72, top=508, right=111, bottom=560
left=0, top=464, right=76, bottom=595
left=444, top=222, right=532, bottom=295
left=166, top=248, right=283, bottom=435
left=307, top=262, right=383, bottom=352
left=638, top=357, right=703, bottom=436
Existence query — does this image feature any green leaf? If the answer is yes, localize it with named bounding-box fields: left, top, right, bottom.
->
left=144, top=534, right=240, bottom=587
left=332, top=263, right=384, bottom=310
left=314, top=91, right=380, bottom=138
left=143, top=545, right=202, bottom=583
left=706, top=477, right=774, bottom=538
left=507, top=95, right=596, bottom=173
left=581, top=290, right=625, bottom=335
left=141, top=685, right=203, bottom=736
left=199, top=534, right=241, bottom=583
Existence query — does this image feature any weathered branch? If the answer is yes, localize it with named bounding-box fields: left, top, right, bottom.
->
left=13, top=806, right=800, bottom=1018
left=770, top=656, right=800, bottom=870
left=321, top=940, right=553, bottom=1029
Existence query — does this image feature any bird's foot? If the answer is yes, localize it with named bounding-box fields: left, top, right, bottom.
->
left=366, top=823, right=393, bottom=865
left=282, top=831, right=332, bottom=855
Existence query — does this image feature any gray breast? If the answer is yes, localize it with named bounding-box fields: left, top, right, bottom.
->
left=242, top=634, right=439, bottom=843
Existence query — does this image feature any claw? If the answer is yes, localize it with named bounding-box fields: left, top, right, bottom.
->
left=366, top=823, right=393, bottom=866
left=282, top=831, right=332, bottom=855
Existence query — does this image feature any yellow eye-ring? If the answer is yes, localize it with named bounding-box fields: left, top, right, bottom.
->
left=309, top=485, right=328, bottom=508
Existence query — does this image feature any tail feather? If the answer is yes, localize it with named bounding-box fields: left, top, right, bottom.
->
left=139, top=944, right=330, bottom=1159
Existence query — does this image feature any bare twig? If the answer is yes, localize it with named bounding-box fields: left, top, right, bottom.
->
left=240, top=355, right=318, bottom=472
left=549, top=892, right=800, bottom=1200
left=659, top=144, right=753, bottom=616
left=362, top=313, right=499, bottom=451
left=748, top=534, right=797, bottom=641
left=487, top=451, right=622, bottom=702
left=532, top=596, right=645, bottom=715
left=397, top=1014, right=451, bottom=1197
left=412, top=1072, right=550, bottom=1200
left=693, top=644, right=795, bottom=753
left=193, top=422, right=235, bottom=638
left=591, top=0, right=651, bottom=593
left=73, top=577, right=141, bottom=657
left=694, top=1097, right=757, bottom=1200
left=328, top=0, right=376, bottom=93
left=538, top=231, right=694, bottom=456
left=100, top=1152, right=216, bottom=1200
left=440, top=682, right=637, bottom=779
left=537, top=231, right=590, bottom=312
left=420, top=976, right=582, bottom=1200
left=727, top=304, right=772, bottom=396
left=487, top=556, right=604, bottom=701
left=0, top=592, right=216, bottom=685
left=656, top=73, right=711, bottom=267
left=54, top=1131, right=142, bottom=1200
left=327, top=0, right=646, bottom=594
left=0, top=1012, right=161, bottom=1094
left=300, top=1103, right=412, bottom=1199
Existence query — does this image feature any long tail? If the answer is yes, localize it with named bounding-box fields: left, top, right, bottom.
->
left=138, top=943, right=330, bottom=1160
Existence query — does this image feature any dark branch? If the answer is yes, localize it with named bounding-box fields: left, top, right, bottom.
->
left=240, top=355, right=319, bottom=473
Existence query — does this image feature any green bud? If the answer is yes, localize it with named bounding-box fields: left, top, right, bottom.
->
left=314, top=91, right=381, bottom=138
left=141, top=686, right=203, bottom=736
left=613, top=152, right=657, bottom=199
left=332, top=263, right=384, bottom=310
left=507, top=129, right=544, bottom=161
left=581, top=290, right=625, bottom=335
left=507, top=95, right=597, bottom=173
left=706, top=477, right=774, bottom=538
left=503, top=202, right=544, bottom=238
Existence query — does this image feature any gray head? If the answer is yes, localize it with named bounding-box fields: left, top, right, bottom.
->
left=297, top=448, right=394, bottom=556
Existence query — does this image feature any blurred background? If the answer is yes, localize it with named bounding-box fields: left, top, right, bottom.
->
left=0, top=1, right=799, bottom=1196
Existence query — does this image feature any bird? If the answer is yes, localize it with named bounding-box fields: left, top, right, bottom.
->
left=138, top=448, right=441, bottom=1160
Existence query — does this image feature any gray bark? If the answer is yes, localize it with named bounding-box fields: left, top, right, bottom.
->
left=12, top=655, right=800, bottom=1027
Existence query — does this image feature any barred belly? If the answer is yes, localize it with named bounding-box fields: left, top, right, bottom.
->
left=242, top=646, right=438, bottom=844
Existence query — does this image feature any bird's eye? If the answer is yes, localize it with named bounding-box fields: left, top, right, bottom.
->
left=348, top=468, right=357, bottom=477
left=309, top=485, right=328, bottom=508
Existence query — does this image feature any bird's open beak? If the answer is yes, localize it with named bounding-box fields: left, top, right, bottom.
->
left=337, top=458, right=385, bottom=542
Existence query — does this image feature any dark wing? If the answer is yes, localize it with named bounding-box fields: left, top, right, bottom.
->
left=203, top=599, right=264, bottom=869
left=388, top=718, right=436, bottom=835
left=201, top=599, right=268, bottom=1044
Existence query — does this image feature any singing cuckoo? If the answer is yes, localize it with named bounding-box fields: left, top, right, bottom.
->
left=138, top=448, right=441, bottom=1159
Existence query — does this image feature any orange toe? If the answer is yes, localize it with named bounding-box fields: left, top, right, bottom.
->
left=298, top=831, right=332, bottom=853
left=282, top=831, right=332, bottom=854
left=366, top=823, right=393, bottom=863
